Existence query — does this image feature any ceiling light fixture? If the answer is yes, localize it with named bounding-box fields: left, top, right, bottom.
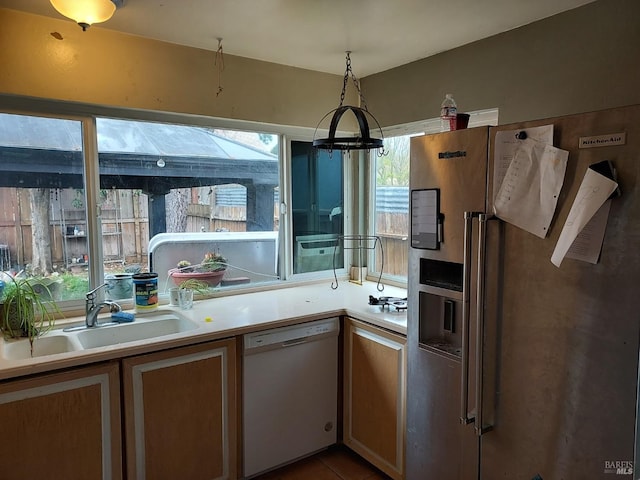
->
left=313, top=52, right=385, bottom=154
left=50, top=0, right=123, bottom=31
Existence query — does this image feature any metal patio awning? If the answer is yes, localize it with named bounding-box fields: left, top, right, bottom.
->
left=0, top=114, right=279, bottom=233
left=0, top=114, right=279, bottom=192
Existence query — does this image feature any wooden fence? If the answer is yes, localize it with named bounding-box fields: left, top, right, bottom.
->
left=0, top=188, right=149, bottom=271
left=374, top=211, right=408, bottom=277
left=0, top=188, right=408, bottom=277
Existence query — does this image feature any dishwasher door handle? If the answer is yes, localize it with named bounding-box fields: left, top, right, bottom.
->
left=282, top=338, right=309, bottom=347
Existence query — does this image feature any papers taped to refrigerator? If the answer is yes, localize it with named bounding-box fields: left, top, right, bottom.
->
left=493, top=125, right=554, bottom=193
left=564, top=200, right=612, bottom=264
left=551, top=163, right=619, bottom=267
left=493, top=136, right=569, bottom=238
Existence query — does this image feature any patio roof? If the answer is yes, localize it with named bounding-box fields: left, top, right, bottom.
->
left=0, top=113, right=279, bottom=191
left=0, top=113, right=279, bottom=233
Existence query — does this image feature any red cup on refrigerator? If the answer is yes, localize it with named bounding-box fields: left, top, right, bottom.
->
left=456, top=113, right=470, bottom=129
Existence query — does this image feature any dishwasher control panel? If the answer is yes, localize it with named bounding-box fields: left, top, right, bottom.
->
left=243, top=317, right=339, bottom=351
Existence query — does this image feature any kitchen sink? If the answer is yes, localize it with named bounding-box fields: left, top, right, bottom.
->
left=76, top=312, right=199, bottom=349
left=1, top=334, right=81, bottom=360
left=0, top=311, right=200, bottom=360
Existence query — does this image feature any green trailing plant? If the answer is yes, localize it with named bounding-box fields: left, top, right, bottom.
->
left=0, top=272, right=63, bottom=355
left=175, top=278, right=210, bottom=296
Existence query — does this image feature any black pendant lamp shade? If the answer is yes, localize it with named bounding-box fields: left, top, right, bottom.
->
left=313, top=53, right=385, bottom=153
left=313, top=105, right=383, bottom=151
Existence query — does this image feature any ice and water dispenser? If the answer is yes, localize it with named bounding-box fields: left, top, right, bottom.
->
left=417, top=258, right=466, bottom=357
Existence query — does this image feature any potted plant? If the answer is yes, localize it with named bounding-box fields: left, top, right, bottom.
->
left=169, top=252, right=227, bottom=287
left=0, top=272, right=62, bottom=354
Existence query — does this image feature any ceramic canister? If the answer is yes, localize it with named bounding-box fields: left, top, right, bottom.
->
left=105, top=273, right=133, bottom=300
left=132, top=272, right=159, bottom=312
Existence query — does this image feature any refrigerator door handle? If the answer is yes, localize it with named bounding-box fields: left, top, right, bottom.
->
left=460, top=211, right=477, bottom=425
left=475, top=213, right=494, bottom=436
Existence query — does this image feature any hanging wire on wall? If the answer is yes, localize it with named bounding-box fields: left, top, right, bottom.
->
left=331, top=235, right=384, bottom=291
left=313, top=52, right=387, bottom=156
left=214, top=38, right=225, bottom=97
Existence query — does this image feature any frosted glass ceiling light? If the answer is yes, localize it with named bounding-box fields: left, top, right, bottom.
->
left=50, top=0, right=123, bottom=31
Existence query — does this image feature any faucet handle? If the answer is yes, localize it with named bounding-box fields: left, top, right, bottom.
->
left=86, top=283, right=109, bottom=301
left=107, top=301, right=122, bottom=313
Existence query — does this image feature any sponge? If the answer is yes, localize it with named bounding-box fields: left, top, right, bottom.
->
left=111, top=312, right=135, bottom=323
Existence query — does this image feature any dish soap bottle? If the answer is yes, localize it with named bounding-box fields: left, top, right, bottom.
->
left=440, top=94, right=457, bottom=132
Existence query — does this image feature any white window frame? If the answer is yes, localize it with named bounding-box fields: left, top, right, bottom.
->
left=0, top=94, right=357, bottom=308
left=282, top=135, right=352, bottom=283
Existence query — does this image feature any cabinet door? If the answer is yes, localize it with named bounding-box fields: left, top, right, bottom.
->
left=122, top=339, right=237, bottom=480
left=0, top=362, right=122, bottom=480
left=344, top=318, right=407, bottom=480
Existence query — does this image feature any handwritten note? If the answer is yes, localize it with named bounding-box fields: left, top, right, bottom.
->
left=551, top=168, right=618, bottom=267
left=493, top=125, right=554, bottom=199
left=565, top=200, right=612, bottom=264
left=494, top=137, right=568, bottom=238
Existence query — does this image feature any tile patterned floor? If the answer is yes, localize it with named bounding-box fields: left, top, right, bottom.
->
left=252, top=445, right=391, bottom=480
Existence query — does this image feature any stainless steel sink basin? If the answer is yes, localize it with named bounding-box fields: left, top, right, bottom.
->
left=0, top=311, right=200, bottom=360
left=1, top=334, right=80, bottom=360
left=76, top=312, right=199, bottom=349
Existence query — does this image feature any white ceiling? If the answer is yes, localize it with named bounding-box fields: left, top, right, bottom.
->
left=1, top=0, right=595, bottom=77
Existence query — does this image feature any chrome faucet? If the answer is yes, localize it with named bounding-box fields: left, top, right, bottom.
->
left=85, top=283, right=121, bottom=328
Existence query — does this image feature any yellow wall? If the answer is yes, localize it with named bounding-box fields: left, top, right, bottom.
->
left=1, top=0, right=639, bottom=128
left=0, top=8, right=352, bottom=129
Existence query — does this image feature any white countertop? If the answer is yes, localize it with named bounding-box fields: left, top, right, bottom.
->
left=177, top=280, right=407, bottom=334
left=0, top=280, right=407, bottom=381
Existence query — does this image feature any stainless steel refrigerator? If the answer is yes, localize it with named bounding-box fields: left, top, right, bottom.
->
left=407, top=105, right=640, bottom=479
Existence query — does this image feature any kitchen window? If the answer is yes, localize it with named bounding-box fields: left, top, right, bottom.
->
left=370, top=134, right=412, bottom=281
left=290, top=141, right=344, bottom=275
left=0, top=109, right=285, bottom=308
left=0, top=112, right=89, bottom=302
left=95, top=117, right=281, bottom=295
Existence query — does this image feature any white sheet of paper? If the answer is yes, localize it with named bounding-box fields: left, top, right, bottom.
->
left=551, top=169, right=618, bottom=267
left=493, top=124, right=554, bottom=200
left=493, top=138, right=568, bottom=238
left=565, top=200, right=612, bottom=264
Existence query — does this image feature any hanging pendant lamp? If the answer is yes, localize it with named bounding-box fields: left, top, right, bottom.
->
left=313, top=52, right=386, bottom=154
left=50, top=0, right=123, bottom=31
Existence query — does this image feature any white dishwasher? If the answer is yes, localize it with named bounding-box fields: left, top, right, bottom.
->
left=242, top=317, right=339, bottom=478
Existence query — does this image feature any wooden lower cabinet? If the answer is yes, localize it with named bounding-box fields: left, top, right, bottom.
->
left=343, top=318, right=407, bottom=480
left=122, top=339, right=237, bottom=480
left=0, top=362, right=122, bottom=480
